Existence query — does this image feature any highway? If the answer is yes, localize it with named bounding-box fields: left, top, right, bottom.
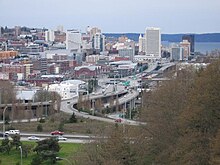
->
left=61, top=98, right=144, bottom=126
left=0, top=62, right=174, bottom=145
left=0, top=132, right=95, bottom=143
left=61, top=99, right=116, bottom=123
left=59, top=62, right=173, bottom=126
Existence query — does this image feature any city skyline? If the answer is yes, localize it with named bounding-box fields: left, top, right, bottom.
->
left=0, top=0, right=220, bottom=33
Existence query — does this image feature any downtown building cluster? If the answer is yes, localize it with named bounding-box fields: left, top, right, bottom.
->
left=138, top=27, right=194, bottom=62
left=0, top=25, right=194, bottom=87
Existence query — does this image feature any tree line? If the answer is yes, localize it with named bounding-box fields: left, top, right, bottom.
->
left=73, top=59, right=220, bottom=165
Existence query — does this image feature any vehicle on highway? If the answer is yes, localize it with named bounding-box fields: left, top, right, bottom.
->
left=115, top=118, right=122, bottom=123
left=28, top=136, right=40, bottom=141
left=51, top=130, right=64, bottom=136
left=5, top=130, right=20, bottom=135
left=0, top=132, right=9, bottom=138
left=56, top=136, right=67, bottom=141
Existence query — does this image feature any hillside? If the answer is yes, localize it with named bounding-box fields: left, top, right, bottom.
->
left=104, top=33, right=220, bottom=42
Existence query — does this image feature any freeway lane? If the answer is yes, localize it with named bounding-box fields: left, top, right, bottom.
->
left=61, top=98, right=144, bottom=126
left=61, top=99, right=116, bottom=123
left=0, top=137, right=93, bottom=144
left=0, top=132, right=96, bottom=143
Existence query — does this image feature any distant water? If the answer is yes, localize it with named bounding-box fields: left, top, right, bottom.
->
left=162, top=41, right=220, bottom=53
left=195, top=42, right=220, bottom=53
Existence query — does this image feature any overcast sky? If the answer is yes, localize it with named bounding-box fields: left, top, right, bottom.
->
left=0, top=0, right=219, bottom=33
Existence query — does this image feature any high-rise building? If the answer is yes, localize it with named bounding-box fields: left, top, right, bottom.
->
left=92, top=33, right=105, bottom=52
left=145, top=27, right=161, bottom=58
left=14, top=26, right=21, bottom=38
left=88, top=27, right=101, bottom=37
left=171, top=47, right=184, bottom=61
left=138, top=34, right=145, bottom=53
left=180, top=40, right=190, bottom=60
left=40, top=58, right=48, bottom=75
left=182, top=34, right=194, bottom=54
left=45, top=30, right=55, bottom=42
left=66, top=30, right=82, bottom=52
left=24, top=64, right=33, bottom=79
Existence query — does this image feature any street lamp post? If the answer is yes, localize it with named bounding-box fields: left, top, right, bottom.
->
left=123, top=102, right=126, bottom=133
left=113, top=71, right=119, bottom=92
left=3, top=105, right=8, bottom=138
left=56, top=157, right=72, bottom=165
left=19, top=146, right=22, bottom=165
left=92, top=99, right=95, bottom=116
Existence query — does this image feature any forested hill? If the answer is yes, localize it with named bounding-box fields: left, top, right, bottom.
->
left=104, top=33, right=220, bottom=42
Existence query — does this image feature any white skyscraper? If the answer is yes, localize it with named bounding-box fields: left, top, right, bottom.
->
left=66, top=30, right=82, bottom=52
left=145, top=27, right=161, bottom=58
left=138, top=34, right=145, bottom=53
left=93, top=33, right=105, bottom=52
left=45, top=30, right=55, bottom=42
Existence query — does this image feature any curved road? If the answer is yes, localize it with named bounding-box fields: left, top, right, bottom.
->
left=60, top=62, right=176, bottom=126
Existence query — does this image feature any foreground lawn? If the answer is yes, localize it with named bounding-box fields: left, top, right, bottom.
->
left=0, top=141, right=81, bottom=165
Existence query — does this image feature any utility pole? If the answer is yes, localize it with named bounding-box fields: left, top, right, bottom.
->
left=19, top=146, right=23, bottom=165
left=123, top=101, right=126, bottom=133
left=3, top=105, right=8, bottom=138
left=0, top=89, right=2, bottom=105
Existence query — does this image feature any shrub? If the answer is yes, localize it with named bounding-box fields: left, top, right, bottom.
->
left=58, top=122, right=64, bottom=132
left=49, top=117, right=55, bottom=123
left=37, top=124, right=43, bottom=132
left=69, top=112, right=77, bottom=123
left=39, top=118, right=45, bottom=123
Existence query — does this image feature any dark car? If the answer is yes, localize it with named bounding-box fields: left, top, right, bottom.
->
left=115, top=118, right=122, bottom=123
left=0, top=132, right=8, bottom=138
left=50, top=130, right=64, bottom=136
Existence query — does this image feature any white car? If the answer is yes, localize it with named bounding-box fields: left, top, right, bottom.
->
left=57, top=136, right=67, bottom=141
left=5, top=130, right=20, bottom=135
left=28, top=136, right=40, bottom=141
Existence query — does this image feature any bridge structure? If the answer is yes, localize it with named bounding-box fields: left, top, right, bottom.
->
left=66, top=62, right=176, bottom=120
left=69, top=83, right=139, bottom=119
left=0, top=62, right=176, bottom=124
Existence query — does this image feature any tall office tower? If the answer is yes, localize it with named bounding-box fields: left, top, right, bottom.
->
left=14, top=26, right=21, bottom=38
left=45, top=29, right=55, bottom=42
left=171, top=47, right=184, bottom=61
left=92, top=33, right=105, bottom=52
left=57, top=25, right=64, bottom=32
left=41, top=58, right=48, bottom=75
left=182, top=34, right=194, bottom=54
left=23, top=64, right=33, bottom=79
left=88, top=27, right=101, bottom=37
left=180, top=40, right=190, bottom=60
left=138, top=34, right=145, bottom=53
left=145, top=27, right=161, bottom=58
left=66, top=29, right=82, bottom=52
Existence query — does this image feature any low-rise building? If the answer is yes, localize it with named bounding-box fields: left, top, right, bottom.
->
left=74, top=65, right=102, bottom=79
left=48, top=80, right=86, bottom=100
